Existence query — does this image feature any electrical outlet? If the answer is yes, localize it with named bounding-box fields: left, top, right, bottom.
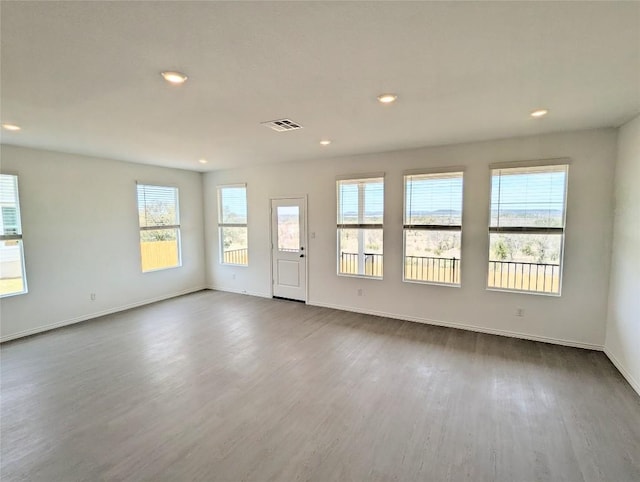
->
left=232, top=273, right=236, bottom=280
left=515, top=307, right=524, bottom=317
left=90, top=293, right=96, bottom=301
left=357, top=288, right=363, bottom=296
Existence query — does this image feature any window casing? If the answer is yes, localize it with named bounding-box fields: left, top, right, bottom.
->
left=0, top=174, right=27, bottom=297
left=337, top=176, right=384, bottom=278
left=488, top=162, right=568, bottom=295
left=218, top=184, right=248, bottom=266
left=137, top=184, right=181, bottom=272
left=404, top=170, right=463, bottom=286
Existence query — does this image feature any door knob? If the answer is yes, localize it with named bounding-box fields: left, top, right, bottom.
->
left=300, top=254, right=305, bottom=258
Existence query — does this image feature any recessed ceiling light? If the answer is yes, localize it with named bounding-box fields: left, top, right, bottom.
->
left=161, top=71, right=188, bottom=84
left=377, top=93, right=398, bottom=104
left=530, top=109, right=549, bottom=118
left=1, top=123, right=21, bottom=131
left=198, top=159, right=208, bottom=164
left=319, top=140, right=331, bottom=146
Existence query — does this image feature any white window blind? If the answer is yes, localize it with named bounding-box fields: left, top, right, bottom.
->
left=404, top=171, right=463, bottom=285
left=0, top=174, right=28, bottom=297
left=337, top=176, right=384, bottom=278
left=490, top=165, right=567, bottom=230
left=136, top=184, right=181, bottom=272
left=137, top=185, right=179, bottom=227
left=218, top=185, right=248, bottom=265
left=405, top=172, right=463, bottom=227
left=488, top=163, right=568, bottom=294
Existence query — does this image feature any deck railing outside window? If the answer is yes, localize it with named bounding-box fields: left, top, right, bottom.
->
left=223, top=248, right=248, bottom=265
left=339, top=252, right=557, bottom=291
left=339, top=252, right=383, bottom=277
left=405, top=255, right=459, bottom=284
left=488, top=260, right=560, bottom=293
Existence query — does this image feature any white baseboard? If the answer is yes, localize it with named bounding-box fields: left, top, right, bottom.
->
left=603, top=347, right=640, bottom=397
left=307, top=300, right=604, bottom=351
left=0, top=286, right=207, bottom=343
left=207, top=289, right=603, bottom=351
left=209, top=285, right=271, bottom=299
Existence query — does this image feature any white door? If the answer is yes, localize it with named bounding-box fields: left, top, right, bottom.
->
left=271, top=197, right=307, bottom=301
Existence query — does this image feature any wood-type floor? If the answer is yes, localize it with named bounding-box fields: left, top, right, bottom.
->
left=1, top=290, right=639, bottom=481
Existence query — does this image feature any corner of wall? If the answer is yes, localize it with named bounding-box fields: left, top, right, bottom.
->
left=603, top=114, right=640, bottom=398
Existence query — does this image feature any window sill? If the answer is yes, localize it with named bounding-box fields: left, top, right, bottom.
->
left=486, top=286, right=561, bottom=297
left=403, top=279, right=460, bottom=288
left=142, top=264, right=182, bottom=273
left=337, top=273, right=383, bottom=280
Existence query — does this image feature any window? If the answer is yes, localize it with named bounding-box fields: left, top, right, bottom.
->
left=0, top=174, right=27, bottom=297
left=136, top=184, right=181, bottom=272
left=218, top=184, right=248, bottom=265
left=488, top=162, right=568, bottom=294
left=337, top=175, right=384, bottom=278
left=277, top=206, right=300, bottom=252
left=404, top=170, right=463, bottom=285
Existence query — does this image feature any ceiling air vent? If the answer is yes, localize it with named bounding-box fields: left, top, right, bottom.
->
left=261, top=119, right=303, bottom=132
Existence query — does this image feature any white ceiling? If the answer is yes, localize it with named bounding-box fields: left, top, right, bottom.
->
left=1, top=1, right=639, bottom=171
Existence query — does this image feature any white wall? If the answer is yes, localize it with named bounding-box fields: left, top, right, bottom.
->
left=0, top=145, right=206, bottom=341
left=605, top=115, right=640, bottom=395
left=205, top=129, right=617, bottom=348
left=1, top=129, right=619, bottom=350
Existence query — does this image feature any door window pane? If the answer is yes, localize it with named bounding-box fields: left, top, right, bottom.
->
left=277, top=206, right=300, bottom=252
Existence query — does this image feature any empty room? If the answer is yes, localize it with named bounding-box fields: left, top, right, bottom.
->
left=1, top=1, right=639, bottom=481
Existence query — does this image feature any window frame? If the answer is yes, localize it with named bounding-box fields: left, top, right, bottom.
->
left=402, top=168, right=464, bottom=287
left=0, top=173, right=28, bottom=298
left=336, top=173, right=385, bottom=279
left=136, top=182, right=182, bottom=273
left=486, top=159, right=569, bottom=296
left=217, top=183, right=249, bottom=266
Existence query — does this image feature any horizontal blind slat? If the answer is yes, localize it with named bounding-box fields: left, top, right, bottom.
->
left=219, top=186, right=247, bottom=224
left=137, top=184, right=179, bottom=228
left=0, top=174, right=23, bottom=236
left=490, top=165, right=567, bottom=229
left=404, top=172, right=463, bottom=226
left=337, top=177, right=383, bottom=226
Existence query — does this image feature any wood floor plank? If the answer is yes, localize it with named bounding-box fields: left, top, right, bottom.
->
left=1, top=290, right=639, bottom=481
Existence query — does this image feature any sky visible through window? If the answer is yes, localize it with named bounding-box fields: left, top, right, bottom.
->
left=220, top=187, right=247, bottom=223
left=491, top=171, right=566, bottom=210
left=339, top=180, right=383, bottom=221
left=491, top=169, right=567, bottom=228
left=405, top=175, right=462, bottom=222
left=336, top=171, right=565, bottom=216
left=213, top=172, right=565, bottom=227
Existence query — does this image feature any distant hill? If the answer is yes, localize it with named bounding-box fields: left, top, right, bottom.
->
left=341, top=209, right=562, bottom=218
